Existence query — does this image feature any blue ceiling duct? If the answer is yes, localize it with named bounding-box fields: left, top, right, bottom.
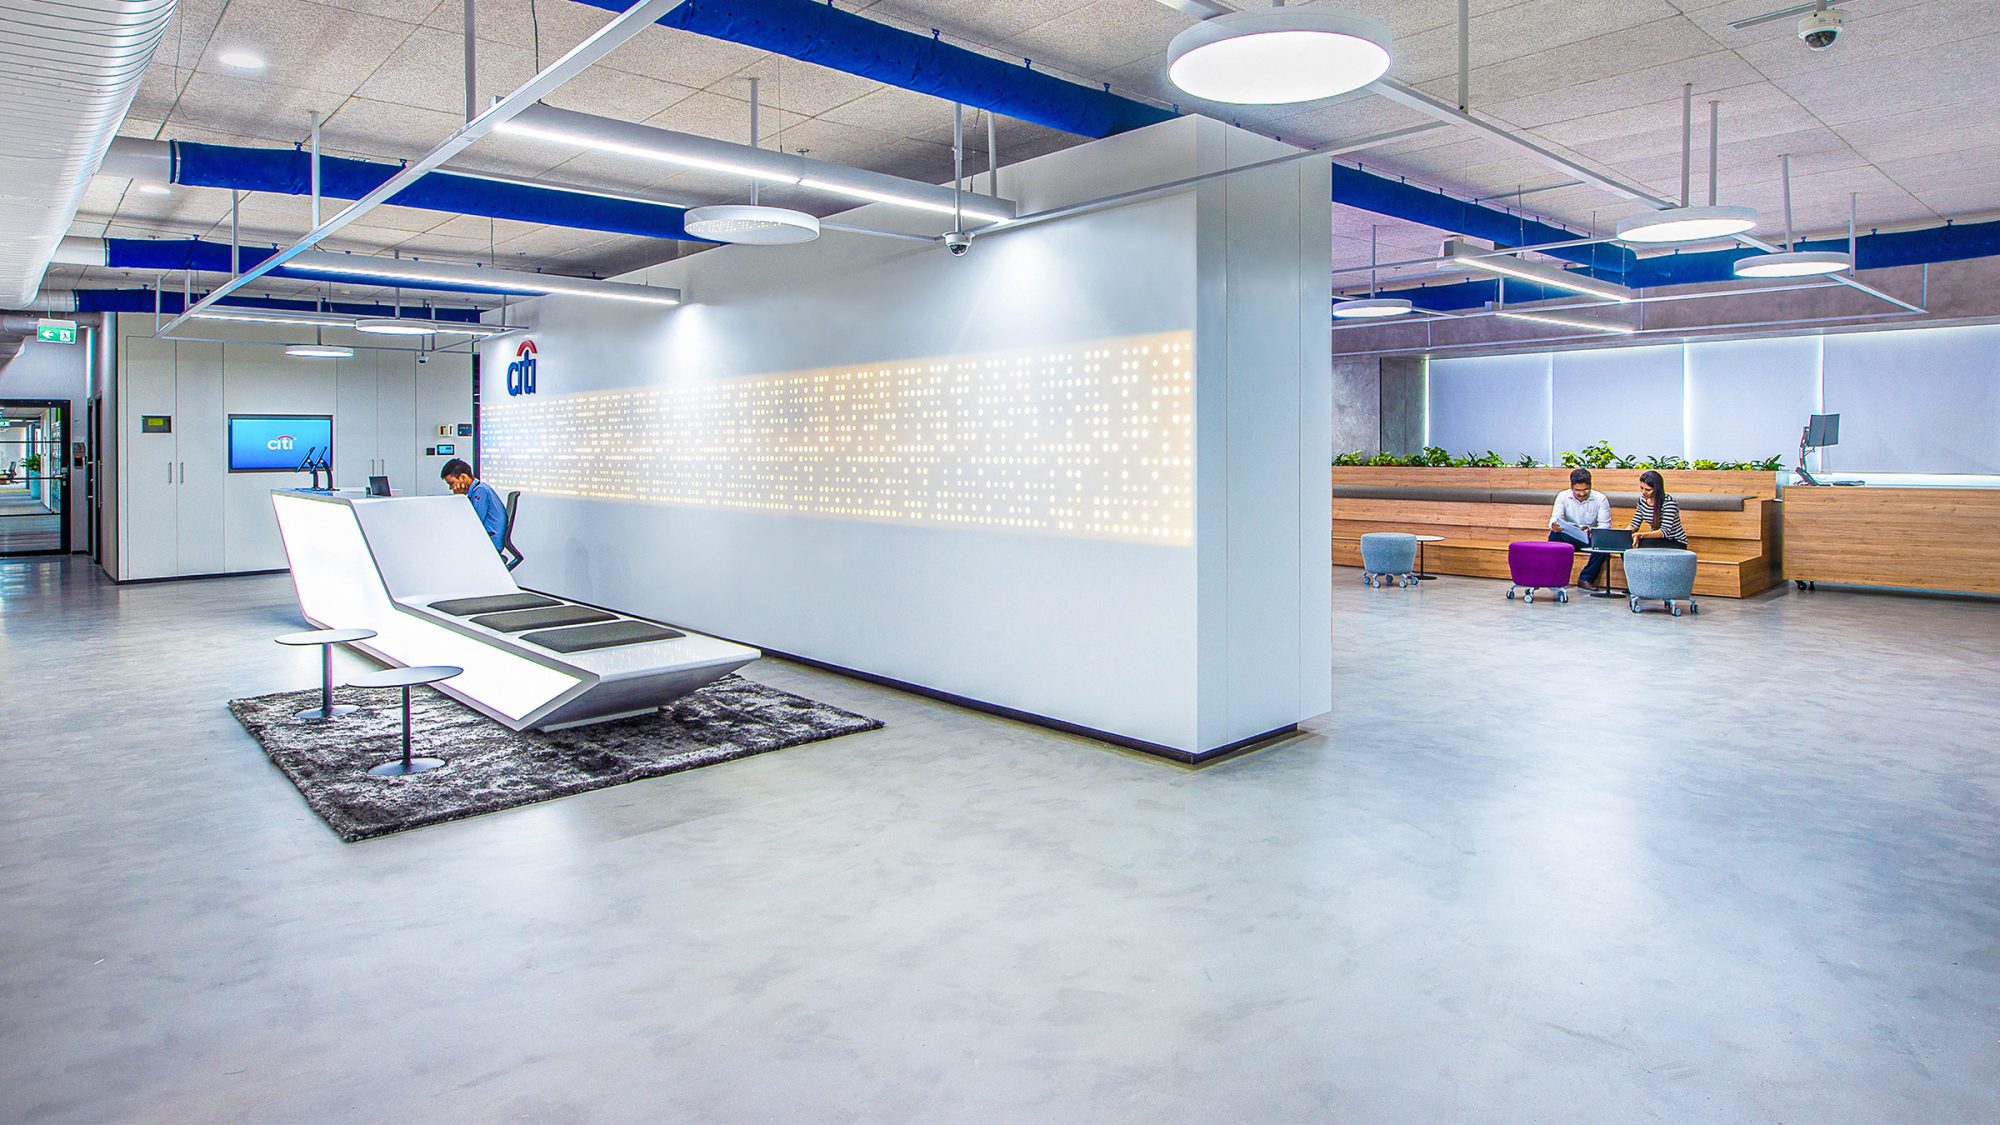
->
left=1333, top=165, right=1629, bottom=276
left=70, top=288, right=484, bottom=320
left=171, top=141, right=705, bottom=242
left=566, top=0, right=1175, bottom=138
left=101, top=237, right=544, bottom=297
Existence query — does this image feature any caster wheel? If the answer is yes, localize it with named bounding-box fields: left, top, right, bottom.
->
left=1690, top=602, right=1700, bottom=615
left=1523, top=592, right=1534, bottom=604
left=1507, top=588, right=1516, bottom=600
left=1671, top=604, right=1683, bottom=617
left=1362, top=574, right=1373, bottom=586
left=1795, top=580, right=1807, bottom=590
left=1398, top=577, right=1411, bottom=588
left=1556, top=590, right=1569, bottom=604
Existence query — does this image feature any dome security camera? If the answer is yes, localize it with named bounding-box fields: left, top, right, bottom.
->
left=943, top=230, right=972, bottom=257
left=1797, top=8, right=1846, bottom=50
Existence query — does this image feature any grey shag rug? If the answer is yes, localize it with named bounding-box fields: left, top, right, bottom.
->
left=228, top=675, right=882, bottom=842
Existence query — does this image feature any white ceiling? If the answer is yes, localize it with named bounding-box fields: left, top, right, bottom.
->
left=42, top=0, right=2000, bottom=302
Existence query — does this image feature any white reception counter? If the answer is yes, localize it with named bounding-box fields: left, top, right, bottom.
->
left=271, top=489, right=759, bottom=729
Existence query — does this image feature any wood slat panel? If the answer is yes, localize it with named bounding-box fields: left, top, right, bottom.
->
left=1783, top=487, right=2000, bottom=595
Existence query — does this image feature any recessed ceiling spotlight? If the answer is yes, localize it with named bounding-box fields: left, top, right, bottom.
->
left=1332, top=297, right=1413, bottom=319
left=219, top=49, right=266, bottom=70
left=138, top=184, right=172, bottom=195
left=1167, top=9, right=1393, bottom=105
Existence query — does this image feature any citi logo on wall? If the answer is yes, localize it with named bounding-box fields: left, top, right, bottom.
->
left=507, top=339, right=538, bottom=396
left=266, top=434, right=296, bottom=450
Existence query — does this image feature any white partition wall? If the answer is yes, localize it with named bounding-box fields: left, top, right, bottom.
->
left=1685, top=336, right=1822, bottom=463
left=480, top=116, right=1332, bottom=759
left=1426, top=352, right=1550, bottom=462
left=1428, top=323, right=2000, bottom=473
left=1551, top=343, right=1684, bottom=460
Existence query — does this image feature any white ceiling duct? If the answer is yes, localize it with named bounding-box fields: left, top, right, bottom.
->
left=0, top=0, right=176, bottom=306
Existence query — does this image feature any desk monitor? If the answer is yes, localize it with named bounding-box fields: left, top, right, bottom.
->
left=1806, top=413, right=1840, bottom=447
left=367, top=475, right=392, bottom=497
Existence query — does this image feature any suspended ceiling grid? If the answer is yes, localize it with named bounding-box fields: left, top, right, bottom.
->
left=44, top=0, right=2000, bottom=302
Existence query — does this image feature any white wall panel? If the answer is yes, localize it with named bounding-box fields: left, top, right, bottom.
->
left=1427, top=352, right=1550, bottom=462
left=1823, top=324, right=2000, bottom=473
left=1552, top=343, right=1684, bottom=460
left=1685, top=335, right=1820, bottom=463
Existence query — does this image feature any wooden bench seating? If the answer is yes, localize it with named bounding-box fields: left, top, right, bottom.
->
left=1330, top=467, right=1783, bottom=598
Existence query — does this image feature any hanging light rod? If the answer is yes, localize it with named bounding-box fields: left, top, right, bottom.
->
left=288, top=250, right=682, bottom=307
left=497, top=105, right=1017, bottom=225
left=1167, top=8, right=1393, bottom=105
left=1439, top=237, right=1632, bottom=303
left=1617, top=84, right=1758, bottom=244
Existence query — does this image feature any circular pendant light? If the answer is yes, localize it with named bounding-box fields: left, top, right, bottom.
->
left=1733, top=249, right=1852, bottom=278
left=684, top=205, right=820, bottom=245
left=353, top=317, right=438, bottom=336
left=1168, top=9, right=1393, bottom=105
left=285, top=343, right=355, bottom=358
left=1332, top=297, right=1413, bottom=319
left=1615, top=205, right=1759, bottom=245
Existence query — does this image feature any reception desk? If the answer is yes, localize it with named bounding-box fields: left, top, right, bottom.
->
left=271, top=490, right=760, bottom=729
left=1783, top=484, right=2000, bottom=596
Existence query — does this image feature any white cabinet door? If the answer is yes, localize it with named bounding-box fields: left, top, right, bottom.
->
left=376, top=352, right=417, bottom=495
left=173, top=342, right=227, bottom=575
left=413, top=354, right=472, bottom=495
left=333, top=353, right=377, bottom=488
left=121, top=336, right=180, bottom=579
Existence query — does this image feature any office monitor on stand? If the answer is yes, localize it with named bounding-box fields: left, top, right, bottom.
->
left=1796, top=413, right=1840, bottom=486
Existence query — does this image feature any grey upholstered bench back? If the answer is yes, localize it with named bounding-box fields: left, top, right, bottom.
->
left=1332, top=484, right=1747, bottom=512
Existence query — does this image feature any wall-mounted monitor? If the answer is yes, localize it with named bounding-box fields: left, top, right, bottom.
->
left=228, top=414, right=333, bottom=472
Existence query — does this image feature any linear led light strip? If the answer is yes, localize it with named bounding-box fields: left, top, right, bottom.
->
left=1495, top=309, right=1635, bottom=335
left=1441, top=237, right=1631, bottom=303
left=190, top=306, right=512, bottom=336
left=498, top=105, right=1017, bottom=226
left=288, top=250, right=681, bottom=308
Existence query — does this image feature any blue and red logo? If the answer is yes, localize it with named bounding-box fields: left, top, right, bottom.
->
left=507, top=339, right=538, bottom=396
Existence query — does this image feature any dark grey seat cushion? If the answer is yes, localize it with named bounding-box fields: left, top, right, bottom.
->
left=431, top=592, right=562, bottom=615
left=521, top=620, right=686, bottom=653
left=470, top=605, right=617, bottom=632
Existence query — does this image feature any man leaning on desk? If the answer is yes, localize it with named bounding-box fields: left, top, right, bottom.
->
left=1548, top=467, right=1612, bottom=588
left=440, top=458, right=506, bottom=551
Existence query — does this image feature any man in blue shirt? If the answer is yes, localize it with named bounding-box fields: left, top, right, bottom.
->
left=440, top=458, right=506, bottom=551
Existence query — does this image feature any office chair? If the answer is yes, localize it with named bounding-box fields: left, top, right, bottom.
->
left=500, top=490, right=525, bottom=571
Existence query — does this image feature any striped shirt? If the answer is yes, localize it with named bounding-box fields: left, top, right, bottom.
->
left=1629, top=495, right=1685, bottom=543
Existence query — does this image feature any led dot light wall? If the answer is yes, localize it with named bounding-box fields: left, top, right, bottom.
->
left=481, top=332, right=1196, bottom=545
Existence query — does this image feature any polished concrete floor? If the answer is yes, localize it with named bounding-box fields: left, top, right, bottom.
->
left=2, top=556, right=1997, bottom=1122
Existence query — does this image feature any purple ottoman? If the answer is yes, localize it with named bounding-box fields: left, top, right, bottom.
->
left=1507, top=541, right=1574, bottom=604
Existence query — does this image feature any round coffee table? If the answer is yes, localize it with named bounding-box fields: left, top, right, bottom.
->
left=275, top=628, right=379, bottom=721
left=347, top=665, right=462, bottom=778
left=1411, top=534, right=1445, bottom=580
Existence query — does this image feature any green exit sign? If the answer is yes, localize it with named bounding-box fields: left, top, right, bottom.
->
left=36, top=319, right=76, bottom=345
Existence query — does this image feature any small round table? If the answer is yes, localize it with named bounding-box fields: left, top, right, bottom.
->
left=275, top=628, right=379, bottom=722
left=347, top=665, right=462, bottom=779
left=1411, top=534, right=1445, bottom=580
left=1586, top=548, right=1630, bottom=599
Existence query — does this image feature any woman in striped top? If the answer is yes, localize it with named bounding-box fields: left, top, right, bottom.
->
left=1628, top=469, right=1688, bottom=551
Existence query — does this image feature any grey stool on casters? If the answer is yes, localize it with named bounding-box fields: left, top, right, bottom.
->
left=348, top=665, right=463, bottom=778
left=275, top=628, right=379, bottom=721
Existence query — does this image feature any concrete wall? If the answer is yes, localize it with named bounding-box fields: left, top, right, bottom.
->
left=1379, top=356, right=1425, bottom=455
left=479, top=115, right=1331, bottom=757
left=1331, top=357, right=1380, bottom=457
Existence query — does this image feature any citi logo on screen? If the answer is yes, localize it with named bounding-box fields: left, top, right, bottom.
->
left=507, top=339, right=538, bottom=396
left=266, top=434, right=296, bottom=451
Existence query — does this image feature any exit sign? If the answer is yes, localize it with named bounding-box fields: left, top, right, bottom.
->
left=36, top=319, right=76, bottom=344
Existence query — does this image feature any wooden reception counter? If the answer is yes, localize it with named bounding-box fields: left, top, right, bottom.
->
left=1783, top=485, right=2000, bottom=596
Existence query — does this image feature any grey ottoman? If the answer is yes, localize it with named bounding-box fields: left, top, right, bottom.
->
left=1360, top=532, right=1420, bottom=589
left=1624, top=548, right=1699, bottom=617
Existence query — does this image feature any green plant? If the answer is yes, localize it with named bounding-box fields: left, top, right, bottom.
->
left=1367, top=451, right=1406, bottom=466
left=1332, top=450, right=1368, bottom=467
left=1514, top=453, right=1540, bottom=468
left=1462, top=450, right=1503, bottom=468
left=1558, top=451, right=1585, bottom=468
left=1418, top=445, right=1453, bottom=467
left=1754, top=454, right=1785, bottom=472
left=1692, top=459, right=1719, bottom=471
left=22, top=453, right=41, bottom=472
left=1579, top=440, right=1619, bottom=468
left=1653, top=454, right=1690, bottom=470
